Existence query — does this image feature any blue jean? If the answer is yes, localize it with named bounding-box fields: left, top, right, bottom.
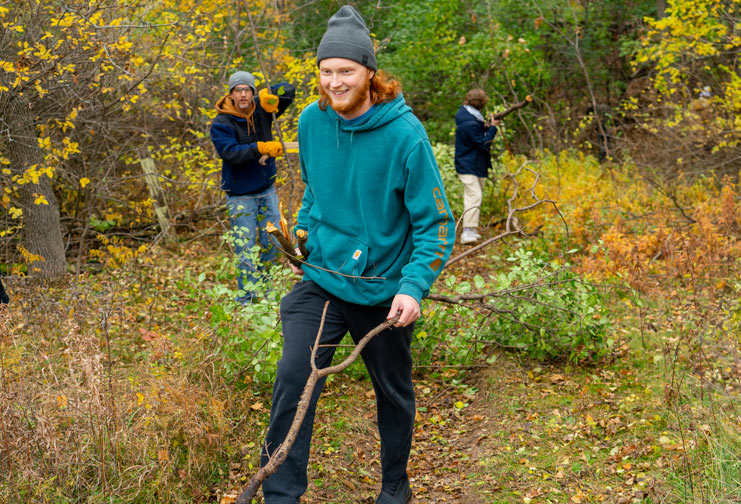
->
left=261, top=281, right=415, bottom=503
left=226, top=185, right=280, bottom=301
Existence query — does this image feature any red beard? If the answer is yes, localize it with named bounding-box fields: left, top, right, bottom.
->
left=320, top=75, right=372, bottom=117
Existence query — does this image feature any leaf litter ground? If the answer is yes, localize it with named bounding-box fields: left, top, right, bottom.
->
left=221, top=237, right=739, bottom=503
left=3, top=225, right=736, bottom=504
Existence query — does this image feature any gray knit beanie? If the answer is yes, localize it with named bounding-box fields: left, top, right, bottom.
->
left=228, top=71, right=256, bottom=93
left=317, top=5, right=377, bottom=70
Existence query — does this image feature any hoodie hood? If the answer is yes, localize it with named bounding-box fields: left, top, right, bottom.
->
left=455, top=104, right=484, bottom=127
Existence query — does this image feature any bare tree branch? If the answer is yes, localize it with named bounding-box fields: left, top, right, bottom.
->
left=235, top=303, right=400, bottom=503
left=447, top=162, right=568, bottom=267
left=242, top=1, right=297, bottom=226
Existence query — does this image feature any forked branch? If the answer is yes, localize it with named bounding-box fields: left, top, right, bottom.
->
left=447, top=162, right=568, bottom=267
left=235, top=303, right=400, bottom=503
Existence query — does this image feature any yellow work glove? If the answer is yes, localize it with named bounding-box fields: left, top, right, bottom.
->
left=259, top=88, right=279, bottom=113
left=257, top=141, right=284, bottom=158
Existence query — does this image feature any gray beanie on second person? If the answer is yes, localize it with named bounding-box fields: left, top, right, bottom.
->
left=228, top=71, right=256, bottom=93
left=317, top=5, right=377, bottom=71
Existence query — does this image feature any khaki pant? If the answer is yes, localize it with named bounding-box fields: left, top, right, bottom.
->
left=458, top=174, right=487, bottom=228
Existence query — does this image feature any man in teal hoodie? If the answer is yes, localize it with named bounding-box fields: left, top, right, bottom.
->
left=257, top=5, right=453, bottom=504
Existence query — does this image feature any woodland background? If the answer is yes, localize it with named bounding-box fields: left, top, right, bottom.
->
left=0, top=0, right=739, bottom=503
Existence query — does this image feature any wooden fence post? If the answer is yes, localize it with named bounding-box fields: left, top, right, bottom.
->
left=137, top=152, right=177, bottom=247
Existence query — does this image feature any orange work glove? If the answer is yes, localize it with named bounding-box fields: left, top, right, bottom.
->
left=259, top=88, right=279, bottom=113
left=257, top=141, right=284, bottom=158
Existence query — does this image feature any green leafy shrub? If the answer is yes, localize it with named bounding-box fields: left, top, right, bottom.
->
left=418, top=247, right=613, bottom=364
left=415, top=292, right=481, bottom=366
left=487, top=248, right=613, bottom=362
left=432, top=142, right=460, bottom=210
left=178, top=248, right=292, bottom=386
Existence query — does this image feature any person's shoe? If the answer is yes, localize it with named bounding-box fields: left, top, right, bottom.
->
left=376, top=477, right=412, bottom=504
left=460, top=228, right=479, bottom=245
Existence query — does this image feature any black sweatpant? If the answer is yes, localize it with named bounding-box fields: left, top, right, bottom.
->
left=261, top=280, right=416, bottom=503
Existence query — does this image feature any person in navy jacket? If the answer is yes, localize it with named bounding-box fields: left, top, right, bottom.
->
left=454, top=88, right=500, bottom=244
left=210, top=71, right=295, bottom=303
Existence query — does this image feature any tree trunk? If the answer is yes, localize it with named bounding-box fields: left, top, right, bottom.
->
left=656, top=0, right=666, bottom=18
left=6, top=98, right=67, bottom=279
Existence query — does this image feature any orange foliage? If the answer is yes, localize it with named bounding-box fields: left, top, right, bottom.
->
left=579, top=180, right=739, bottom=291
left=513, top=152, right=739, bottom=292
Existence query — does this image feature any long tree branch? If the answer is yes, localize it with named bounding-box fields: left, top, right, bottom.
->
left=235, top=303, right=400, bottom=503
left=491, top=95, right=533, bottom=121
left=242, top=1, right=297, bottom=227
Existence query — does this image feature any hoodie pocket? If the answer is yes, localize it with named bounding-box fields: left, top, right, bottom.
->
left=312, top=224, right=371, bottom=279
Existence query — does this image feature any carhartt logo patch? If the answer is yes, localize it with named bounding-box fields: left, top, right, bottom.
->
left=430, top=186, right=450, bottom=271
left=352, top=249, right=362, bottom=260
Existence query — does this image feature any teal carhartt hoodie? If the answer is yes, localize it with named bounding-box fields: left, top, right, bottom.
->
left=295, top=94, right=453, bottom=306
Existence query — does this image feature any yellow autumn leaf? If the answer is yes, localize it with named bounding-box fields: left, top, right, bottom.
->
left=80, top=177, right=90, bottom=188
left=34, top=193, right=49, bottom=205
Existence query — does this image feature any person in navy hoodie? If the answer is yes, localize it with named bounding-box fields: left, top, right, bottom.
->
left=454, top=88, right=500, bottom=244
left=210, top=71, right=295, bottom=303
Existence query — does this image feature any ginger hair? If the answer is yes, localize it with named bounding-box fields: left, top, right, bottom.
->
left=369, top=69, right=402, bottom=105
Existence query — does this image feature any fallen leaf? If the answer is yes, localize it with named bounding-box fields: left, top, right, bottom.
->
left=56, top=394, right=68, bottom=409
left=220, top=494, right=238, bottom=504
